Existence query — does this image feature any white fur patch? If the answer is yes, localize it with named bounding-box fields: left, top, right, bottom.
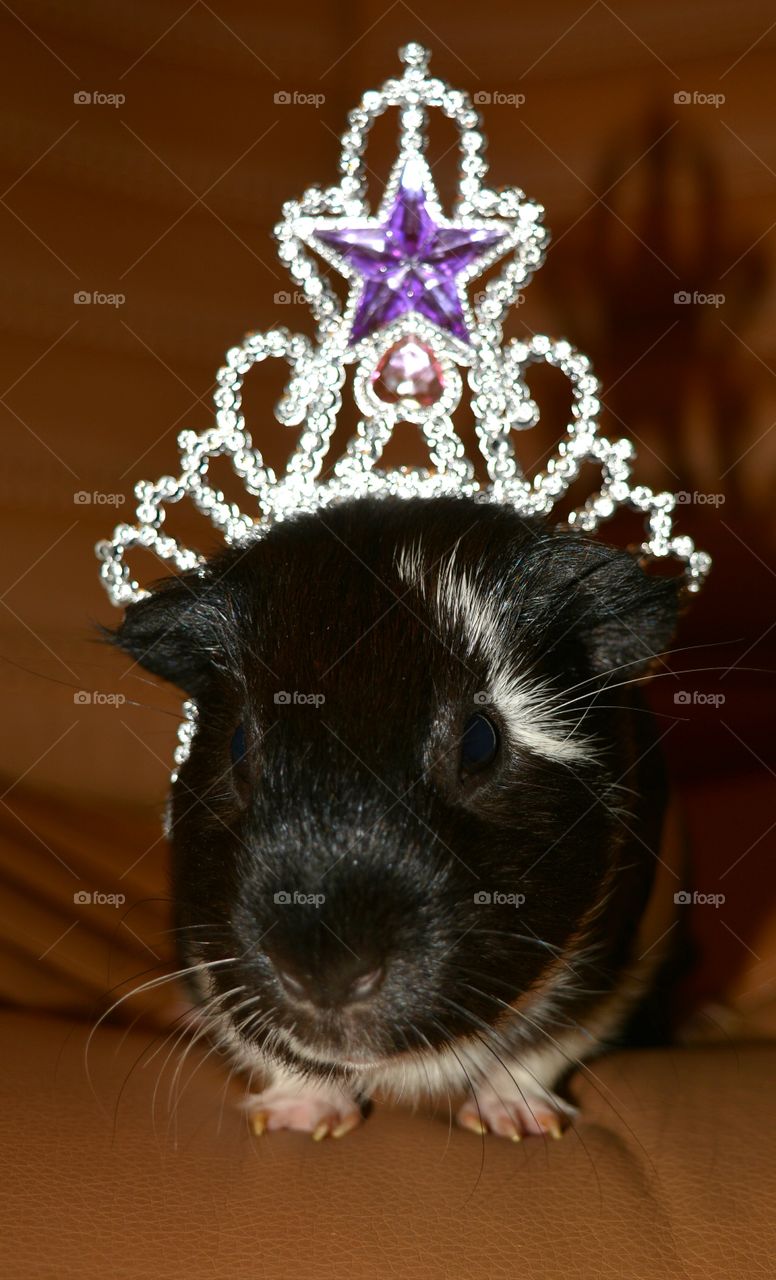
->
left=395, top=539, right=596, bottom=766
left=488, top=667, right=595, bottom=765
left=396, top=537, right=502, bottom=660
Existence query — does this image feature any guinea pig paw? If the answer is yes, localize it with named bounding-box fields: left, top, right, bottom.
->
left=456, top=1087, right=574, bottom=1142
left=244, top=1082, right=362, bottom=1141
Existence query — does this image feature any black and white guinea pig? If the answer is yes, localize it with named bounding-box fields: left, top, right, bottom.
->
left=111, top=495, right=684, bottom=1141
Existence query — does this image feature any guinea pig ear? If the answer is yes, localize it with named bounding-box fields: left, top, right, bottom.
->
left=104, top=569, right=224, bottom=695
left=526, top=536, right=681, bottom=678
left=568, top=541, right=681, bottom=677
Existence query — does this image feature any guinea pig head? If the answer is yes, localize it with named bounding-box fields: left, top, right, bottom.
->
left=111, top=496, right=679, bottom=1077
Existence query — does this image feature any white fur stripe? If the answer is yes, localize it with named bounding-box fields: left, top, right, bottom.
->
left=395, top=540, right=596, bottom=766
left=488, top=668, right=596, bottom=765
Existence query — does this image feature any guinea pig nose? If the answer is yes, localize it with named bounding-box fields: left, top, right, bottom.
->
left=274, top=959, right=384, bottom=1009
left=348, top=966, right=384, bottom=1002
left=275, top=966, right=311, bottom=1001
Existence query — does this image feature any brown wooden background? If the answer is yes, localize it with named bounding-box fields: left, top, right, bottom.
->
left=0, top=1, right=774, bottom=1028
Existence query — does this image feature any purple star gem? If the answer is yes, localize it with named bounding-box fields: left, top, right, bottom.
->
left=313, top=162, right=507, bottom=344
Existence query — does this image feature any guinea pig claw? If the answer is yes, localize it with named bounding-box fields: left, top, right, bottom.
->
left=312, top=1111, right=361, bottom=1141
left=332, top=1113, right=362, bottom=1139
left=244, top=1079, right=363, bottom=1139
left=250, top=1110, right=269, bottom=1137
left=456, top=1087, right=572, bottom=1142
left=457, top=1112, right=489, bottom=1137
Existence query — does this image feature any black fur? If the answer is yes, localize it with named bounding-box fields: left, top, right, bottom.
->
left=111, top=496, right=680, bottom=1079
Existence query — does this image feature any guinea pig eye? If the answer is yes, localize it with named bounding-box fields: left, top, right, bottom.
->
left=230, top=723, right=248, bottom=774
left=460, top=712, right=499, bottom=774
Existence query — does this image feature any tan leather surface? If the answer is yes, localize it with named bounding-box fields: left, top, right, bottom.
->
left=0, top=1010, right=774, bottom=1280
left=0, top=786, right=177, bottom=1025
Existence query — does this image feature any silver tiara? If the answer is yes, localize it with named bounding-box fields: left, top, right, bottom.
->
left=96, top=41, right=710, bottom=610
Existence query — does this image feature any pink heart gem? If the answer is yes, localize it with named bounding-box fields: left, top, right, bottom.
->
left=371, top=336, right=445, bottom=406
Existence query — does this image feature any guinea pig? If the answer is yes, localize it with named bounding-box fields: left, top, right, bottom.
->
left=110, top=494, right=683, bottom=1141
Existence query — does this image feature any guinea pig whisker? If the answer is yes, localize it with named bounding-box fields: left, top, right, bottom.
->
left=166, top=1005, right=258, bottom=1143
left=464, top=928, right=561, bottom=950
left=456, top=963, right=587, bottom=1012
left=111, top=982, right=236, bottom=1143
left=408, top=1021, right=463, bottom=1152
left=514, top=1010, right=659, bottom=1174
left=519, top=639, right=733, bottom=710
left=0, top=650, right=187, bottom=719
left=438, top=995, right=593, bottom=1169
left=436, top=996, right=538, bottom=1113
left=230, top=998, right=278, bottom=1047
left=506, top=652, right=745, bottom=756
left=394, top=1031, right=415, bottom=1107
left=469, top=1025, right=604, bottom=1191
left=572, top=703, right=688, bottom=722
left=457, top=1023, right=541, bottom=1126
left=226, top=997, right=277, bottom=1042
left=393, top=1023, right=439, bottom=1111
left=256, top=1015, right=300, bottom=1068
left=554, top=663, right=753, bottom=715
left=170, top=989, right=273, bottom=1120
left=429, top=1020, right=487, bottom=1187
left=463, top=983, right=657, bottom=1176
left=469, top=923, right=617, bottom=988
left=168, top=1036, right=229, bottom=1147
left=459, top=940, right=612, bottom=996
left=463, top=929, right=571, bottom=961
left=160, top=922, right=234, bottom=935
left=471, top=1034, right=551, bottom=1144
left=458, top=967, right=611, bottom=1015
left=415, top=1028, right=442, bottom=1111
left=153, top=982, right=243, bottom=1082
left=89, top=957, right=182, bottom=1025
left=162, top=985, right=247, bottom=1137
left=85, top=956, right=240, bottom=1104
left=217, top=1054, right=250, bottom=1138
left=109, top=998, right=207, bottom=1144
left=243, top=1003, right=279, bottom=1034
left=601, top=778, right=639, bottom=795
left=142, top=989, right=223, bottom=1077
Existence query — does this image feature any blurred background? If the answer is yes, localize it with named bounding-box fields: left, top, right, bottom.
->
left=0, top=1, right=774, bottom=1032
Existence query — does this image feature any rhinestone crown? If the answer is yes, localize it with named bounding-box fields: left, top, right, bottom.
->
left=96, top=42, right=710, bottom=607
